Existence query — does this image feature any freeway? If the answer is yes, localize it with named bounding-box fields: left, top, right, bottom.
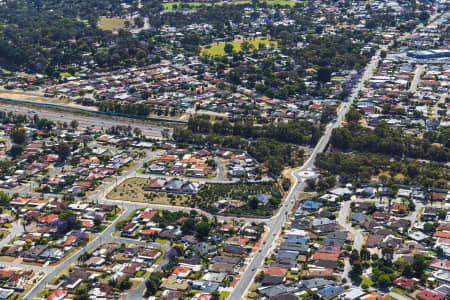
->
left=0, top=103, right=170, bottom=139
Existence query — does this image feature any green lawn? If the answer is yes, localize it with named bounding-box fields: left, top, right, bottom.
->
left=361, top=276, right=374, bottom=287
left=163, top=0, right=302, bottom=9
left=220, top=291, right=230, bottom=300
left=202, top=37, right=277, bottom=56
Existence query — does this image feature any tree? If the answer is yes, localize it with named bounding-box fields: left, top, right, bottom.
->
left=350, top=249, right=360, bottom=265
left=0, top=192, right=10, bottom=205
left=360, top=247, right=370, bottom=261
left=211, top=290, right=220, bottom=300
left=423, top=222, right=435, bottom=234
left=351, top=259, right=363, bottom=279
left=145, top=272, right=162, bottom=296
left=382, top=247, right=393, bottom=261
left=57, top=142, right=71, bottom=160
left=195, top=222, right=211, bottom=238
left=402, top=263, right=414, bottom=277
left=321, top=106, right=337, bottom=123
left=347, top=108, right=361, bottom=123
left=224, top=43, right=234, bottom=55
left=412, top=254, right=428, bottom=278
left=181, top=218, right=195, bottom=234
left=378, top=274, right=391, bottom=287
left=255, top=271, right=265, bottom=282
left=316, top=67, right=331, bottom=83
left=70, top=120, right=79, bottom=130
left=436, top=246, right=444, bottom=258
left=249, top=197, right=259, bottom=209
left=10, top=126, right=26, bottom=144
left=241, top=40, right=251, bottom=53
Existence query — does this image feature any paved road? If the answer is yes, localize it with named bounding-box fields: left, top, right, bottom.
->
left=337, top=199, right=364, bottom=283
left=0, top=220, right=24, bottom=249
left=390, top=290, right=412, bottom=300
left=0, top=104, right=169, bottom=139
left=338, top=201, right=364, bottom=251
left=409, top=64, right=424, bottom=93
left=433, top=93, right=446, bottom=120
left=229, top=39, right=389, bottom=299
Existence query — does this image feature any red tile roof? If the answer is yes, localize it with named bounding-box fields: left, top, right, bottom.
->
left=416, top=289, right=445, bottom=300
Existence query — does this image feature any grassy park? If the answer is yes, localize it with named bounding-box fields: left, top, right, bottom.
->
left=202, top=37, right=277, bottom=56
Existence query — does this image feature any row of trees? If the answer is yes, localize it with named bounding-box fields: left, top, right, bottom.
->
left=315, top=152, right=449, bottom=188
left=331, top=122, right=449, bottom=162
left=188, top=115, right=321, bottom=146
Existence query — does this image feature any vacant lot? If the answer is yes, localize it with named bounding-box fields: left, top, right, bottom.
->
left=202, top=37, right=278, bottom=56
left=107, top=177, right=188, bottom=206
left=98, top=17, right=131, bottom=31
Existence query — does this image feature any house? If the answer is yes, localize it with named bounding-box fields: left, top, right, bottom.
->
left=372, top=212, right=391, bottom=222
left=393, top=277, right=419, bottom=290
left=226, top=236, right=249, bottom=247
left=416, top=289, right=445, bottom=300
left=160, top=275, right=189, bottom=291
left=0, top=288, right=14, bottom=300
left=302, top=200, right=322, bottom=210
left=191, top=280, right=219, bottom=294
left=366, top=234, right=384, bottom=248
left=361, top=292, right=390, bottom=300
left=433, top=285, right=450, bottom=297
left=47, top=289, right=68, bottom=300
left=269, top=293, right=298, bottom=300
left=38, top=214, right=59, bottom=224
left=430, top=259, right=450, bottom=271
left=193, top=242, right=216, bottom=256
left=223, top=245, right=245, bottom=256
left=138, top=249, right=161, bottom=261
left=202, top=272, right=226, bottom=283
left=391, top=203, right=408, bottom=214
left=423, top=207, right=440, bottom=219
left=380, top=235, right=403, bottom=249
left=262, top=275, right=284, bottom=286
left=258, top=285, right=291, bottom=298
left=338, top=288, right=367, bottom=300
left=318, top=285, right=345, bottom=299
left=352, top=213, right=371, bottom=223
left=302, top=278, right=334, bottom=289
left=330, top=187, right=352, bottom=199
left=172, top=266, right=192, bottom=278
left=265, top=267, right=288, bottom=277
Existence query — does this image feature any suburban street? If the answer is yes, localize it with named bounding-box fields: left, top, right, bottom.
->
left=228, top=39, right=386, bottom=300
left=409, top=64, right=425, bottom=93
left=337, top=199, right=364, bottom=282
left=0, top=17, right=441, bottom=299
